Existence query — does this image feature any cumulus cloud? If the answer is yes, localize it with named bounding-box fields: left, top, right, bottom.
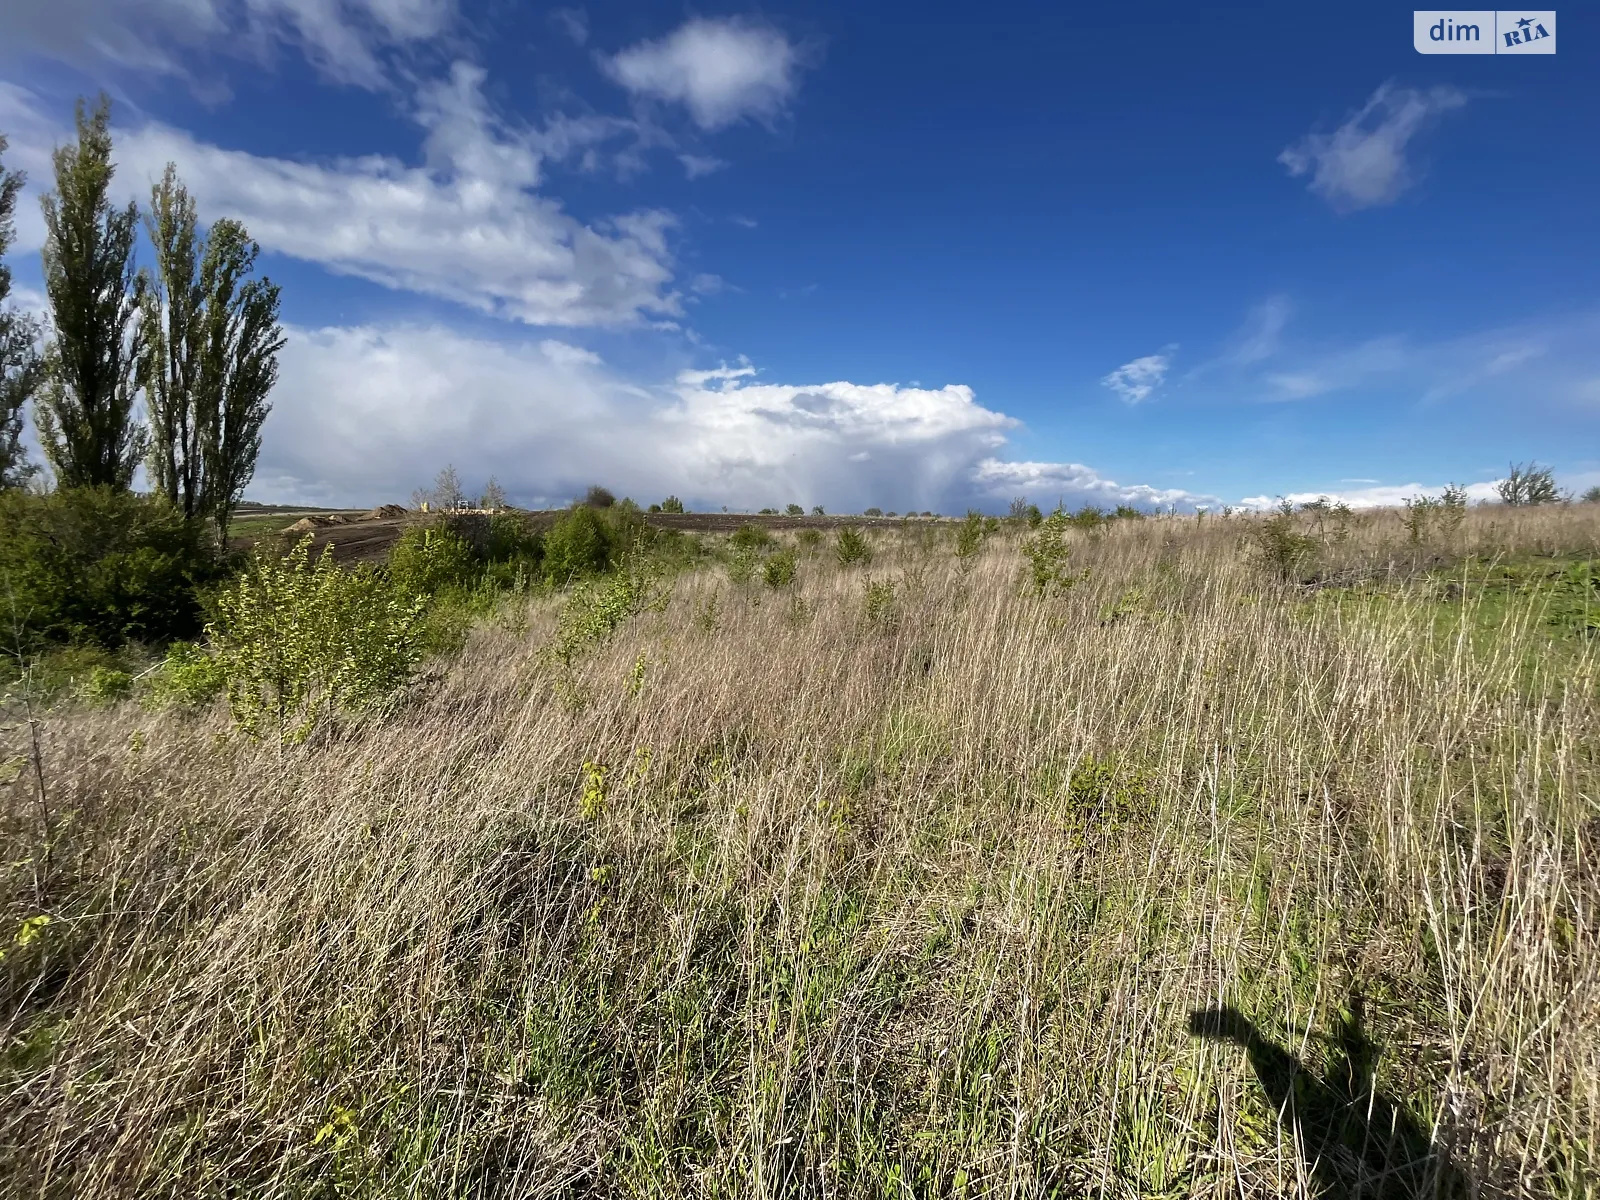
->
left=971, top=459, right=1218, bottom=511
left=1279, top=82, right=1468, bottom=212
left=1101, top=349, right=1174, bottom=405
left=605, top=18, right=809, bottom=130
left=1238, top=481, right=1502, bottom=510
left=0, top=0, right=454, bottom=88
left=1, top=75, right=680, bottom=327
left=247, top=321, right=1210, bottom=513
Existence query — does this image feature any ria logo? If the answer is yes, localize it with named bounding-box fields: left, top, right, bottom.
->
left=1413, top=10, right=1556, bottom=53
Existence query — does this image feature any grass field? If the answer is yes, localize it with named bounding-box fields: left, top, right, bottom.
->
left=2, top=504, right=1597, bottom=1198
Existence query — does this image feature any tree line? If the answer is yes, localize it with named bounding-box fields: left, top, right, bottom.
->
left=0, top=95, right=282, bottom=544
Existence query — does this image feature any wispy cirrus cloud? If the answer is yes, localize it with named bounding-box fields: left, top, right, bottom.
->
left=1279, top=82, right=1468, bottom=212
left=1101, top=347, right=1175, bottom=405
left=0, top=0, right=455, bottom=89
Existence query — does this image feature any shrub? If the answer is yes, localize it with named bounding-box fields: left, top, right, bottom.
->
left=1251, top=502, right=1319, bottom=581
left=862, top=578, right=897, bottom=630
left=955, top=511, right=986, bottom=569
left=1497, top=462, right=1562, bottom=506
left=758, top=507, right=778, bottom=516
left=144, top=640, right=226, bottom=709
left=0, top=486, right=221, bottom=651
left=786, top=503, right=804, bottom=516
left=484, top=512, right=542, bottom=565
left=811, top=505, right=824, bottom=516
left=1112, top=505, right=1145, bottom=521
left=208, top=536, right=426, bottom=742
left=1020, top=510, right=1083, bottom=597
left=863, top=507, right=884, bottom=518
left=584, top=485, right=616, bottom=509
left=543, top=506, right=614, bottom=585
left=79, top=665, right=133, bottom=706
left=1582, top=486, right=1600, bottom=504
left=797, top=529, right=823, bottom=551
left=730, top=523, right=773, bottom=551
left=835, top=526, right=872, bottom=567
left=727, top=547, right=759, bottom=586
left=660, top=495, right=685, bottom=514
left=762, top=551, right=797, bottom=589
left=549, top=556, right=665, bottom=667
left=388, top=526, right=479, bottom=598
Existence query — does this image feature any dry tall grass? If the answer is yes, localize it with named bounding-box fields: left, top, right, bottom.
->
left=3, top=505, right=1598, bottom=1198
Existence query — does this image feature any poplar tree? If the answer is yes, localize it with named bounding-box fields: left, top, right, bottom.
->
left=35, top=95, right=146, bottom=489
left=195, top=218, right=282, bottom=544
left=140, top=164, right=203, bottom=515
left=139, top=163, right=283, bottom=543
left=0, top=134, right=42, bottom=489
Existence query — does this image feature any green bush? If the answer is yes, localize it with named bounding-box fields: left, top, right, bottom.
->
left=0, top=487, right=222, bottom=650
left=1252, top=503, right=1320, bottom=581
left=862, top=578, right=898, bottom=630
left=543, top=506, right=614, bottom=585
left=762, top=551, right=797, bottom=589
left=484, top=512, right=543, bottom=565
left=786, top=503, right=804, bottom=516
left=388, top=526, right=479, bottom=598
left=836, top=526, right=872, bottom=567
left=1021, top=510, right=1083, bottom=597
left=660, top=495, right=685, bottom=514
left=955, top=511, right=986, bottom=568
left=144, top=641, right=227, bottom=709
left=549, top=556, right=665, bottom=667
left=730, top=523, right=773, bottom=551
left=80, top=665, right=133, bottom=706
left=208, top=536, right=426, bottom=742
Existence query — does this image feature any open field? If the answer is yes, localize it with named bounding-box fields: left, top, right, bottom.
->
left=234, top=507, right=955, bottom=565
left=3, top=505, right=1598, bottom=1197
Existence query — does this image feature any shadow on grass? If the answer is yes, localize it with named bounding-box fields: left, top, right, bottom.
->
left=1190, top=997, right=1467, bottom=1198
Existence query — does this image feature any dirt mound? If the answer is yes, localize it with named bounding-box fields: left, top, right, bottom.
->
left=367, top=504, right=408, bottom=519
left=284, top=513, right=357, bottom=533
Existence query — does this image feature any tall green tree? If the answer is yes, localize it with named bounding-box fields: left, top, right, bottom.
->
left=0, top=133, right=43, bottom=490
left=138, top=165, right=283, bottom=544
left=140, top=163, right=203, bottom=515
left=35, top=95, right=146, bottom=489
left=196, top=218, right=282, bottom=544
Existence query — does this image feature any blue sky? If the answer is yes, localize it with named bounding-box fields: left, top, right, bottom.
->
left=0, top=1, right=1595, bottom=511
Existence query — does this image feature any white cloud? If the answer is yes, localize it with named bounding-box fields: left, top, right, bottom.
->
left=1238, top=480, right=1502, bottom=510
left=679, top=153, right=727, bottom=179
left=548, top=7, right=587, bottom=46
left=971, top=459, right=1217, bottom=511
left=538, top=339, right=601, bottom=367
left=1229, top=295, right=1290, bottom=365
left=0, top=0, right=454, bottom=88
left=1101, top=349, right=1174, bottom=405
left=246, top=320, right=1205, bottom=513
left=1, top=75, right=681, bottom=327
left=1279, top=82, right=1468, bottom=212
left=605, top=18, right=808, bottom=130
left=1261, top=336, right=1411, bottom=401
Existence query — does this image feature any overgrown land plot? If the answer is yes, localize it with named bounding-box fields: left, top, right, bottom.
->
left=2, top=503, right=1598, bottom=1198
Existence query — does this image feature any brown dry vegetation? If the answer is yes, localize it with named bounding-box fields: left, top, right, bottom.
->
left=2, top=504, right=1598, bottom=1198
